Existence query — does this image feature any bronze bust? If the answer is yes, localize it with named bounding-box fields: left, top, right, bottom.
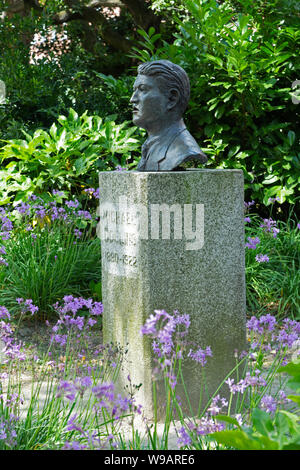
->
left=130, top=60, right=207, bottom=171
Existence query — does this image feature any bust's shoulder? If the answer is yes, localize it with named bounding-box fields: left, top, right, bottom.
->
left=171, top=128, right=201, bottom=155
left=159, top=129, right=207, bottom=170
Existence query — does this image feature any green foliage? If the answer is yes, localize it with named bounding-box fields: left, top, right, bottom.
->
left=0, top=109, right=141, bottom=204
left=244, top=203, right=300, bottom=319
left=211, top=408, right=300, bottom=449
left=0, top=207, right=101, bottom=322
left=131, top=0, right=300, bottom=207
left=211, top=359, right=300, bottom=450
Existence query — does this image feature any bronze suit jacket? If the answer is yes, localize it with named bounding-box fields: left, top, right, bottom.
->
left=137, top=124, right=207, bottom=171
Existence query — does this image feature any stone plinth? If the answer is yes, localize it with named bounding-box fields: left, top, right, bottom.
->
left=98, top=169, right=246, bottom=419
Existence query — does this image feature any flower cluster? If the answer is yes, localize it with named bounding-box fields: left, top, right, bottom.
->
left=57, top=379, right=142, bottom=449
left=225, top=369, right=267, bottom=394
left=83, top=187, right=99, bottom=199
left=244, top=200, right=255, bottom=212
left=260, top=218, right=279, bottom=238
left=0, top=413, right=19, bottom=448
left=245, top=236, right=260, bottom=249
left=16, top=298, right=39, bottom=316
left=0, top=320, right=26, bottom=362
left=247, top=314, right=300, bottom=353
left=0, top=209, right=13, bottom=266
left=177, top=396, right=228, bottom=448
left=255, top=254, right=269, bottom=263
left=13, top=194, right=97, bottom=235
left=187, top=346, right=213, bottom=367
left=140, top=309, right=190, bottom=360
left=50, top=296, right=103, bottom=347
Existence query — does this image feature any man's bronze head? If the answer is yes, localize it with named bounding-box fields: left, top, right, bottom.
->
left=137, top=60, right=190, bottom=116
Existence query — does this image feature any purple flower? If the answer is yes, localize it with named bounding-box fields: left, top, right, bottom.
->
left=92, top=382, right=115, bottom=402
left=188, top=346, right=212, bottom=366
left=244, top=200, right=255, bottom=210
left=260, top=395, right=277, bottom=413
left=52, top=190, right=64, bottom=197
left=65, top=199, right=80, bottom=209
left=207, top=395, right=228, bottom=415
left=17, top=298, right=39, bottom=315
left=177, top=426, right=192, bottom=448
left=245, top=237, right=260, bottom=249
left=77, top=210, right=92, bottom=220
left=244, top=217, right=251, bottom=223
left=16, top=202, right=31, bottom=216
left=56, top=381, right=77, bottom=401
left=268, top=197, right=280, bottom=204
left=256, top=254, right=269, bottom=263
left=196, top=416, right=225, bottom=435
left=260, top=218, right=279, bottom=238
left=0, top=306, right=10, bottom=320
left=225, top=370, right=266, bottom=394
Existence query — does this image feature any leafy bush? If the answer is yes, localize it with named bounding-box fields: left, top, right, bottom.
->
left=0, top=109, right=141, bottom=205
left=132, top=0, right=300, bottom=209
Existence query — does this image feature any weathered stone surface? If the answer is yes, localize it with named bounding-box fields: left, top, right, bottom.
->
left=98, top=169, right=246, bottom=419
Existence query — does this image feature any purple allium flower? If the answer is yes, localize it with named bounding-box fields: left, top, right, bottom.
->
left=56, top=381, right=77, bottom=401
left=16, top=202, right=31, bottom=216
left=93, top=188, right=100, bottom=199
left=256, top=254, right=269, bottom=263
left=260, top=218, right=279, bottom=238
left=188, top=346, right=212, bottom=366
left=268, top=197, right=280, bottom=204
left=244, top=217, right=251, bottom=223
left=196, top=416, right=225, bottom=435
left=244, top=200, right=255, bottom=210
left=260, top=395, right=277, bottom=413
left=65, top=199, right=80, bottom=209
left=177, top=426, right=192, bottom=448
left=52, top=190, right=64, bottom=197
left=92, top=382, right=115, bottom=402
left=297, top=223, right=300, bottom=230
left=0, top=306, right=10, bottom=320
left=0, top=246, right=6, bottom=255
left=77, top=210, right=92, bottom=220
left=207, top=395, right=228, bottom=415
left=245, top=237, right=260, bottom=249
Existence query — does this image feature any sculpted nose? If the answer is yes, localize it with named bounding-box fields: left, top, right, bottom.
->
left=130, top=90, right=138, bottom=103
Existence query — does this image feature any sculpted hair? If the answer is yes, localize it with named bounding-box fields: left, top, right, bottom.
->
left=137, top=60, right=190, bottom=115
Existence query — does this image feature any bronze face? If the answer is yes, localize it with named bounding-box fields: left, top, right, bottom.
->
left=130, top=75, right=169, bottom=133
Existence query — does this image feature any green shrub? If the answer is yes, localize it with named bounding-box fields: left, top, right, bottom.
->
left=0, top=109, right=141, bottom=205
left=131, top=0, right=300, bottom=208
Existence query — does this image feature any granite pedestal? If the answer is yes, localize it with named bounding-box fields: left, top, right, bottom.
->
left=98, top=169, right=246, bottom=419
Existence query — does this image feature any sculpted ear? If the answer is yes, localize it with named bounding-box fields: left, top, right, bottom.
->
left=167, top=89, right=180, bottom=111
